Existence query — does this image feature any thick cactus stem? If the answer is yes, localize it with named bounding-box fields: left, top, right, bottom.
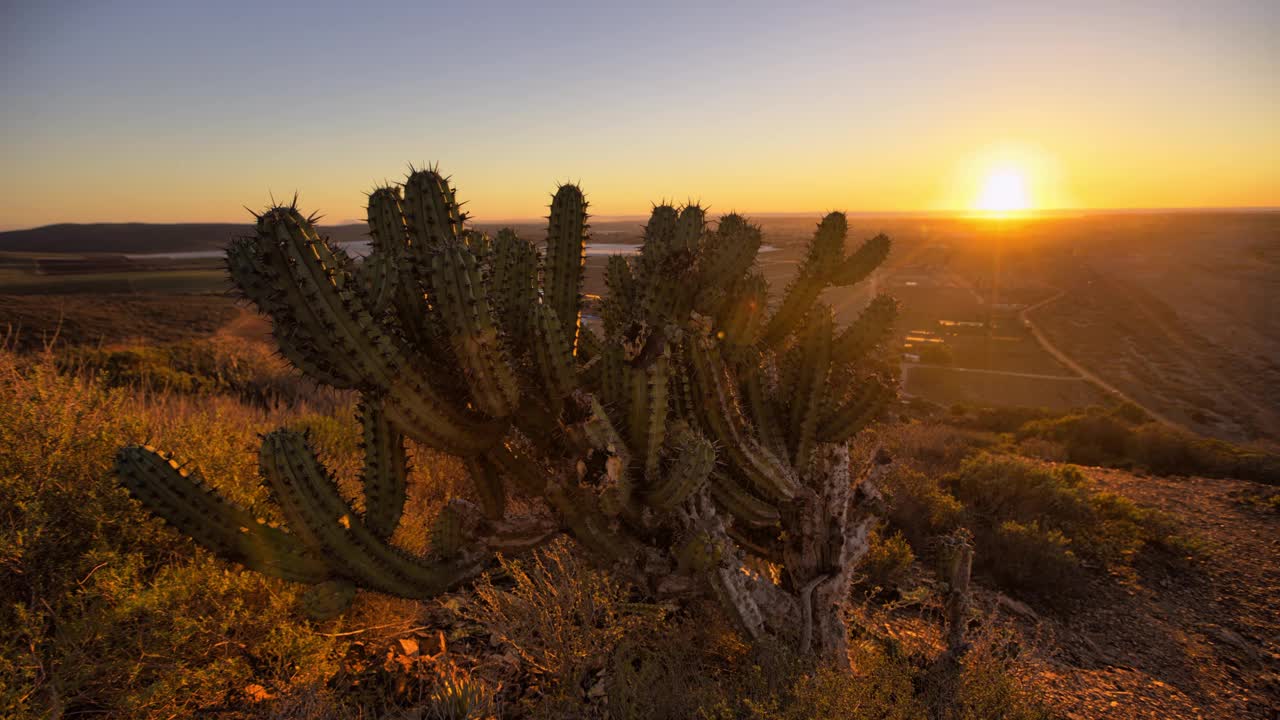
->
left=545, top=184, right=588, bottom=349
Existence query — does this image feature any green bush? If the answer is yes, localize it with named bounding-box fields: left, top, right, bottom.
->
left=1014, top=406, right=1280, bottom=484
left=949, top=405, right=1059, bottom=434
left=857, top=530, right=916, bottom=591
left=985, top=520, right=1079, bottom=594
left=880, top=450, right=1197, bottom=601
left=1017, top=408, right=1132, bottom=466
left=882, top=468, right=965, bottom=549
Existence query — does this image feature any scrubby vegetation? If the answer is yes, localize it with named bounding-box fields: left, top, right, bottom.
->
left=947, top=403, right=1280, bottom=485
left=60, top=335, right=319, bottom=407
left=878, top=427, right=1200, bottom=602
left=1, top=347, right=1060, bottom=718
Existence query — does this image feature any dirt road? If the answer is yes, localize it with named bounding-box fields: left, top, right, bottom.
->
left=1019, top=290, right=1185, bottom=430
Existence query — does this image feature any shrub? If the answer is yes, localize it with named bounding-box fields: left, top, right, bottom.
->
left=952, top=625, right=1055, bottom=720
left=951, top=405, right=1059, bottom=434
left=883, top=422, right=994, bottom=472
left=1014, top=406, right=1280, bottom=484
left=1017, top=408, right=1132, bottom=466
left=857, top=530, right=916, bottom=591
left=882, top=468, right=964, bottom=549
left=984, top=520, right=1080, bottom=595
left=464, top=540, right=665, bottom=716
left=943, top=453, right=1197, bottom=597
left=876, top=452, right=1199, bottom=601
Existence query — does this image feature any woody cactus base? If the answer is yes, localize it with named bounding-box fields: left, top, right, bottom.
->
left=116, top=166, right=898, bottom=662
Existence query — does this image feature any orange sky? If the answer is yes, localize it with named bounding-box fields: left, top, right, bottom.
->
left=1, top=2, right=1276, bottom=229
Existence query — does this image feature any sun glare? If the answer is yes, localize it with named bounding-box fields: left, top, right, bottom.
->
left=975, top=168, right=1031, bottom=215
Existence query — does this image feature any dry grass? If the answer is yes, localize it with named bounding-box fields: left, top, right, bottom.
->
left=0, top=346, right=1062, bottom=718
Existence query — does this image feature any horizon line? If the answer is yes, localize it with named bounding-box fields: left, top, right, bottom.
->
left=2, top=204, right=1277, bottom=233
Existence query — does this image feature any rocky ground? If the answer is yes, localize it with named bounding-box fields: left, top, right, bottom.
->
left=1006, top=469, right=1278, bottom=719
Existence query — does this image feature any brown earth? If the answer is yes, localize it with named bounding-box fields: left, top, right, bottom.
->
left=1009, top=467, right=1279, bottom=719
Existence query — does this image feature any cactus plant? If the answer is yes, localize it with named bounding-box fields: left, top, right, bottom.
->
left=115, top=165, right=899, bottom=662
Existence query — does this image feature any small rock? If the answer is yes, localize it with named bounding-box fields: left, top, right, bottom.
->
left=1207, top=626, right=1260, bottom=665
left=398, top=638, right=419, bottom=656
left=995, top=593, right=1039, bottom=621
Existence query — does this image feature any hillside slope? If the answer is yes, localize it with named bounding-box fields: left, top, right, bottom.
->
left=1023, top=467, right=1278, bottom=719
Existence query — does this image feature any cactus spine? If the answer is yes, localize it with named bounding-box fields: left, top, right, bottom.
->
left=116, top=165, right=897, bottom=664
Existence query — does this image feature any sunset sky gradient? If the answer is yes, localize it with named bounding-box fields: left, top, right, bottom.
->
left=1, top=1, right=1276, bottom=229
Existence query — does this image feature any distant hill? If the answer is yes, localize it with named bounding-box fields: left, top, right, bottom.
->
left=0, top=223, right=370, bottom=255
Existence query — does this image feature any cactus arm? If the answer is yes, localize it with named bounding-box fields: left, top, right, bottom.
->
left=576, top=324, right=603, bottom=365
left=598, top=342, right=631, bottom=424
left=788, top=305, right=833, bottom=470
left=358, top=396, right=408, bottom=540
left=639, top=256, right=696, bottom=329
left=716, top=274, right=767, bottom=349
left=601, top=255, right=637, bottom=335
left=380, top=378, right=501, bottom=456
left=249, top=210, right=496, bottom=453
left=260, top=208, right=400, bottom=385
left=529, top=303, right=578, bottom=405
left=817, top=376, right=893, bottom=443
left=646, top=427, right=715, bottom=511
left=258, top=430, right=487, bottom=598
left=668, top=352, right=695, bottom=420
left=463, top=455, right=507, bottom=521
left=631, top=205, right=704, bottom=329
left=760, top=212, right=848, bottom=347
left=257, top=209, right=492, bottom=457
left=831, top=294, right=898, bottom=364
left=226, top=236, right=355, bottom=388
left=637, top=204, right=679, bottom=271
left=696, top=214, right=762, bottom=313
left=707, top=470, right=783, bottom=527
left=830, top=233, right=890, bottom=287
left=428, top=242, right=520, bottom=417
left=740, top=361, right=788, bottom=459
left=115, top=446, right=330, bottom=584
left=687, top=333, right=800, bottom=502
left=358, top=186, right=408, bottom=314
left=545, top=184, right=588, bottom=349
left=402, top=168, right=464, bottom=252
left=627, top=353, right=669, bottom=481
left=673, top=204, right=705, bottom=253
left=490, top=229, right=540, bottom=343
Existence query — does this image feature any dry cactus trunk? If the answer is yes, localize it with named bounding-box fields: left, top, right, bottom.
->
left=115, top=165, right=898, bottom=664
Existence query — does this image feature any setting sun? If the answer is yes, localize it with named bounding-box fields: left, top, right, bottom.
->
left=975, top=168, right=1032, bottom=214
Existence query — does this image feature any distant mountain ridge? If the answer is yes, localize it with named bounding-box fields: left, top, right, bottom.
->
left=0, top=223, right=370, bottom=255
